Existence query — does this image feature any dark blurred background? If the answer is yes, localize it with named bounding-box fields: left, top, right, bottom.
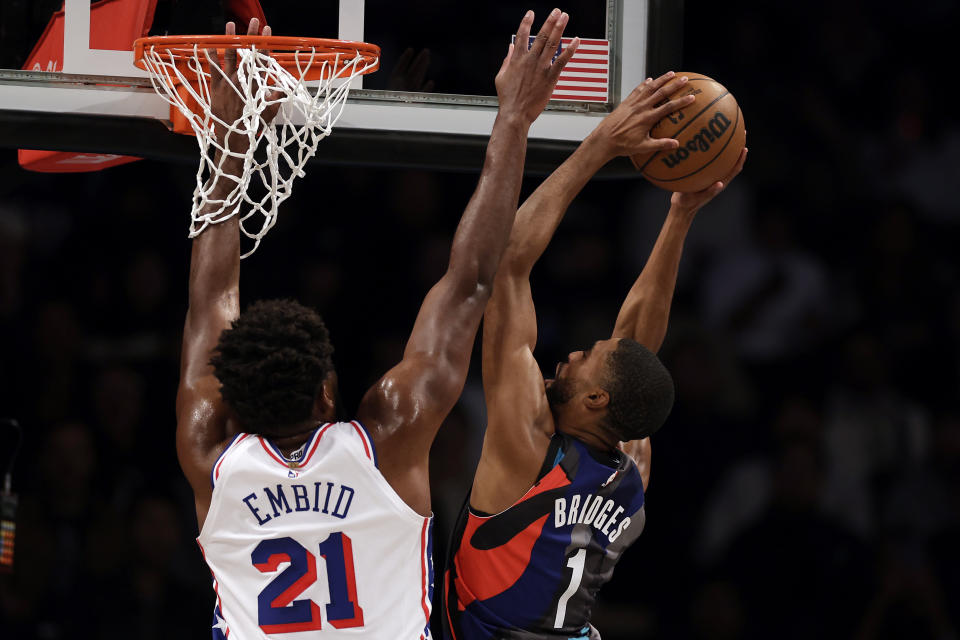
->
left=2, top=1, right=960, bottom=639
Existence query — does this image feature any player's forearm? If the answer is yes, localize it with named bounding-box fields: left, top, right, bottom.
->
left=445, top=113, right=530, bottom=292
left=613, top=204, right=696, bottom=351
left=187, top=164, right=242, bottom=311
left=503, top=133, right=612, bottom=275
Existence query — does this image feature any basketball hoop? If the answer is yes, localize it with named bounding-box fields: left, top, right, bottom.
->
left=133, top=35, right=379, bottom=256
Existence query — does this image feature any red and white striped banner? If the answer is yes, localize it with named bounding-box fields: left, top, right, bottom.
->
left=554, top=37, right=609, bottom=102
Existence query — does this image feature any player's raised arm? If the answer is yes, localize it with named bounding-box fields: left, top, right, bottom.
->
left=356, top=10, right=577, bottom=513
left=498, top=72, right=694, bottom=279
left=612, top=146, right=748, bottom=351
left=472, top=74, right=695, bottom=501
left=613, top=147, right=746, bottom=478
left=175, top=19, right=274, bottom=512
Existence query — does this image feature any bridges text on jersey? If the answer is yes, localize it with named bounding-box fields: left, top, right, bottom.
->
left=553, top=494, right=632, bottom=543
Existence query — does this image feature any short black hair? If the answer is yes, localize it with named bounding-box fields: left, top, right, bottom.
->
left=601, top=339, right=675, bottom=440
left=210, top=299, right=335, bottom=436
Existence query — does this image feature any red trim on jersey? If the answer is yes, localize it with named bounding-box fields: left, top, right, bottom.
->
left=419, top=518, right=431, bottom=629
left=214, top=434, right=250, bottom=483
left=198, top=540, right=231, bottom=637
left=258, top=436, right=288, bottom=467
left=349, top=420, right=373, bottom=460
left=444, top=571, right=460, bottom=640
left=300, top=423, right=334, bottom=466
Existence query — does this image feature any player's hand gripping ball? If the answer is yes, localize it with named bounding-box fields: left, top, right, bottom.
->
left=632, top=73, right=745, bottom=193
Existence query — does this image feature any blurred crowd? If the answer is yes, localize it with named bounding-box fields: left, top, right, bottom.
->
left=2, top=1, right=960, bottom=639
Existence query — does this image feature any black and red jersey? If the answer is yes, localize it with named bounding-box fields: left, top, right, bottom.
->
left=443, top=433, right=646, bottom=639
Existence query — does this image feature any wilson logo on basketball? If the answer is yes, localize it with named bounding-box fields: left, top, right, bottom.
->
left=660, top=111, right=732, bottom=169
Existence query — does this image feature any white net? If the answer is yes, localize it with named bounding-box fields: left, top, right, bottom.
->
left=139, top=44, right=377, bottom=257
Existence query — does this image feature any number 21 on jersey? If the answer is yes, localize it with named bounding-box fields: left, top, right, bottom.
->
left=253, top=533, right=364, bottom=634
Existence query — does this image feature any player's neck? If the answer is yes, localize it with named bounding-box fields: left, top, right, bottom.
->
left=557, top=419, right=618, bottom=452
left=266, top=421, right=325, bottom=455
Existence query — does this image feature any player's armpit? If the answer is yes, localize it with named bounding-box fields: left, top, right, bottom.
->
left=354, top=350, right=458, bottom=517
left=470, top=269, right=554, bottom=513
left=482, top=272, right=537, bottom=381
left=481, top=346, right=553, bottom=456
left=176, top=288, right=239, bottom=510
left=613, top=148, right=747, bottom=350
left=610, top=206, right=696, bottom=352
left=470, top=356, right=553, bottom=513
left=481, top=272, right=550, bottom=440
left=177, top=295, right=237, bottom=442
left=175, top=376, right=235, bottom=521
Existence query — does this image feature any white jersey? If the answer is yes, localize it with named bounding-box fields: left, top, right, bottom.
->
left=198, top=421, right=434, bottom=640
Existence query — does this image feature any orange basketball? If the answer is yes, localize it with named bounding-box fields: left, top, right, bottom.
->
left=631, top=73, right=745, bottom=193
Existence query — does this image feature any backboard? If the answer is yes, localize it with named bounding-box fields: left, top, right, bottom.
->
left=0, top=0, right=683, bottom=175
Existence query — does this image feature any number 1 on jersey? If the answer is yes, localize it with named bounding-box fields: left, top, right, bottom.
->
left=554, top=548, right=586, bottom=629
left=318, top=532, right=365, bottom=628
left=253, top=533, right=365, bottom=634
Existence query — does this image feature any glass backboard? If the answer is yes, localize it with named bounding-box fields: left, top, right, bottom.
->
left=0, top=0, right=682, bottom=175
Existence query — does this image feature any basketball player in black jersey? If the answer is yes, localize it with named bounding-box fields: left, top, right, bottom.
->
left=175, top=11, right=579, bottom=634
left=443, top=74, right=747, bottom=639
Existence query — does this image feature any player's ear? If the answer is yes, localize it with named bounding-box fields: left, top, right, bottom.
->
left=583, top=388, right=609, bottom=411
left=315, top=371, right=339, bottom=420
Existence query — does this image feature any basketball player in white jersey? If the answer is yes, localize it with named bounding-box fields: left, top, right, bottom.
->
left=175, top=13, right=579, bottom=640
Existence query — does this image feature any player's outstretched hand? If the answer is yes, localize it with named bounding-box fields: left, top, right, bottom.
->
left=671, top=147, right=748, bottom=215
left=590, top=72, right=698, bottom=160
left=209, top=19, right=280, bottom=155
left=495, top=9, right=579, bottom=126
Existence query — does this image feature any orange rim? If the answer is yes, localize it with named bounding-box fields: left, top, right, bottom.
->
left=133, top=35, right=380, bottom=81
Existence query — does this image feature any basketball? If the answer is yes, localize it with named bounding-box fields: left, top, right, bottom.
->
left=631, top=73, right=746, bottom=193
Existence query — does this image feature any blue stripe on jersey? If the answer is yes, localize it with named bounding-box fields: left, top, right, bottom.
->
left=264, top=433, right=301, bottom=464
left=552, top=446, right=566, bottom=468
left=354, top=420, right=380, bottom=468
left=425, top=517, right=435, bottom=638
left=211, top=604, right=229, bottom=640
left=210, top=433, right=245, bottom=489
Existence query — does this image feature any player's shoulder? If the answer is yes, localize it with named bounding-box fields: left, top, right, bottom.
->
left=332, top=419, right=378, bottom=465
left=209, top=432, right=257, bottom=488
left=562, top=435, right=643, bottom=489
